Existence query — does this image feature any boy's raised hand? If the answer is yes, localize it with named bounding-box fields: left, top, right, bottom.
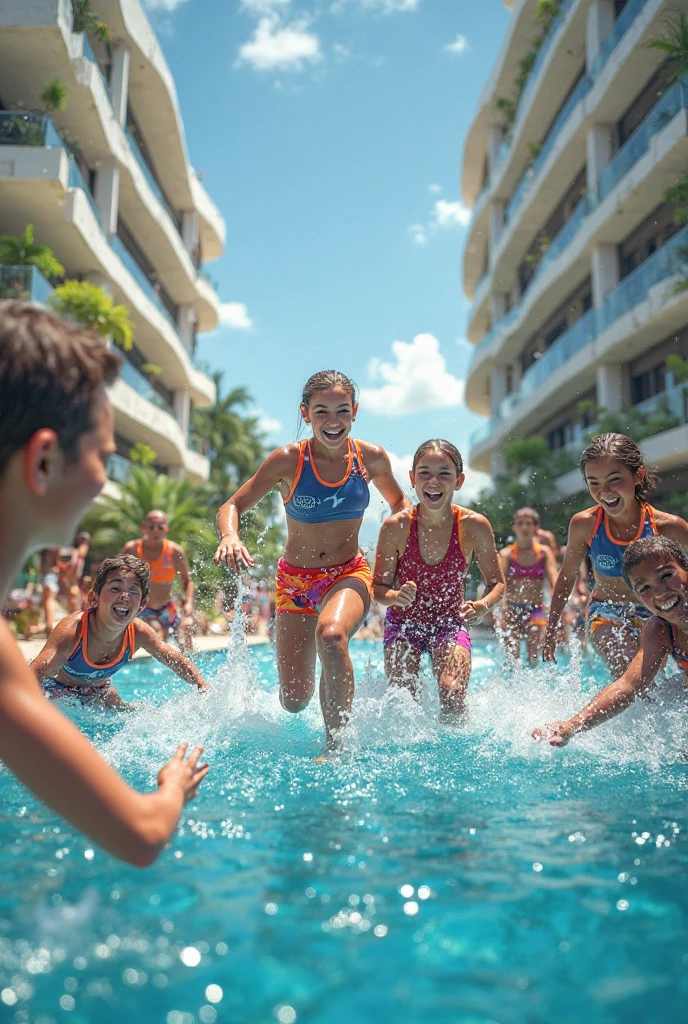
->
left=157, top=742, right=209, bottom=804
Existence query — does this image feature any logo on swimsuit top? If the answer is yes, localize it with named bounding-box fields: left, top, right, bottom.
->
left=292, top=494, right=321, bottom=510
left=323, top=490, right=346, bottom=509
left=596, top=554, right=618, bottom=572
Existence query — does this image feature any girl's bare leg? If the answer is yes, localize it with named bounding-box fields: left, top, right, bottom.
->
left=276, top=612, right=318, bottom=712
left=591, top=622, right=638, bottom=677
left=315, top=579, right=369, bottom=749
left=430, top=644, right=472, bottom=717
left=501, top=608, right=522, bottom=661
left=384, top=641, right=421, bottom=699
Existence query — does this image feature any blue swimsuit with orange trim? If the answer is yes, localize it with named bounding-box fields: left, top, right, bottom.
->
left=277, top=438, right=373, bottom=615
left=43, top=612, right=136, bottom=699
left=666, top=621, right=688, bottom=674
left=586, top=503, right=657, bottom=637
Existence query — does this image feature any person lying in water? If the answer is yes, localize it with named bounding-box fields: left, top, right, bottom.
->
left=533, top=536, right=688, bottom=747
left=31, top=555, right=209, bottom=707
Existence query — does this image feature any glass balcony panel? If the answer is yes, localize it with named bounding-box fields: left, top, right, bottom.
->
left=469, top=418, right=496, bottom=450
left=590, top=0, right=649, bottom=82
left=68, top=158, right=102, bottom=226
left=600, top=224, right=688, bottom=332
left=632, top=382, right=688, bottom=430
left=529, top=194, right=591, bottom=289
left=110, top=234, right=176, bottom=328
left=0, top=111, right=62, bottom=148
left=118, top=354, right=175, bottom=417
left=0, top=265, right=53, bottom=303
left=106, top=452, right=134, bottom=485
left=125, top=128, right=178, bottom=228
left=81, top=34, right=113, bottom=103
left=598, top=81, right=685, bottom=202
left=513, top=0, right=576, bottom=134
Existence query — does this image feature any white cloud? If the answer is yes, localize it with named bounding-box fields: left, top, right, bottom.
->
left=218, top=302, right=253, bottom=329
left=333, top=42, right=352, bottom=61
left=237, top=16, right=322, bottom=71
left=332, top=0, right=418, bottom=11
left=142, top=0, right=189, bottom=9
left=433, top=198, right=471, bottom=228
left=361, top=334, right=465, bottom=416
left=241, top=0, right=293, bottom=12
left=445, top=33, right=468, bottom=55
left=427, top=182, right=442, bottom=195
left=408, top=222, right=428, bottom=245
left=256, top=411, right=283, bottom=435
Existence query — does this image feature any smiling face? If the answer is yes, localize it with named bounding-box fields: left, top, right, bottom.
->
left=92, top=569, right=146, bottom=629
left=629, top=554, right=688, bottom=623
left=584, top=457, right=644, bottom=518
left=301, top=386, right=357, bottom=449
left=410, top=453, right=464, bottom=512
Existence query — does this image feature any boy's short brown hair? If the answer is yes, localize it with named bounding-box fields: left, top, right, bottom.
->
left=93, top=556, right=151, bottom=603
left=0, top=301, right=120, bottom=481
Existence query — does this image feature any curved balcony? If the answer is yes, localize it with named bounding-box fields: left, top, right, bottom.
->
left=466, top=76, right=688, bottom=410
left=463, top=0, right=661, bottom=294
left=468, top=225, right=688, bottom=470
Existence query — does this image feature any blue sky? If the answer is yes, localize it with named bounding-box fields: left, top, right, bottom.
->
left=142, top=0, right=510, bottom=530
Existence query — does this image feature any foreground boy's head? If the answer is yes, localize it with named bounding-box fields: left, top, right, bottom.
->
left=623, top=536, right=688, bottom=624
left=0, top=302, right=119, bottom=551
left=90, top=555, right=151, bottom=627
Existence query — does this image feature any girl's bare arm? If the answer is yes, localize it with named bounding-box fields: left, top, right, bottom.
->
left=30, top=615, right=80, bottom=682
left=533, top=617, right=669, bottom=746
left=0, top=619, right=208, bottom=867
left=543, top=514, right=592, bottom=661
left=372, top=517, right=415, bottom=607
left=461, top=514, right=505, bottom=624
left=136, top=622, right=208, bottom=689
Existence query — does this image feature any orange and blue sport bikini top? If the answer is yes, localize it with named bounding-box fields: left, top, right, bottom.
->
left=62, top=611, right=135, bottom=684
left=508, top=540, right=545, bottom=580
left=284, top=438, right=370, bottom=524
left=136, top=538, right=176, bottom=585
left=587, top=503, right=657, bottom=578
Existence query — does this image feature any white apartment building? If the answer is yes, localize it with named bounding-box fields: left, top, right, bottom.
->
left=461, top=0, right=688, bottom=499
left=0, top=0, right=226, bottom=485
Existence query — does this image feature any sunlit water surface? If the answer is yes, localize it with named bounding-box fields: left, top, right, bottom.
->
left=1, top=631, right=687, bottom=1024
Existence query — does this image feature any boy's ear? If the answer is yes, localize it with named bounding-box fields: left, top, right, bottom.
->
left=23, top=429, right=62, bottom=496
left=87, top=589, right=98, bottom=608
left=138, top=596, right=149, bottom=613
left=454, top=472, right=466, bottom=492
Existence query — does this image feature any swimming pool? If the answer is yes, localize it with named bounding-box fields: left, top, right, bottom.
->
left=1, top=633, right=686, bottom=1023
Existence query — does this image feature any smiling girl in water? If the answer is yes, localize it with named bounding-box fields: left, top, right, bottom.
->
left=534, top=536, right=688, bottom=746
left=542, top=433, right=688, bottom=676
left=373, top=440, right=504, bottom=715
left=214, top=370, right=409, bottom=753
left=500, top=507, right=559, bottom=667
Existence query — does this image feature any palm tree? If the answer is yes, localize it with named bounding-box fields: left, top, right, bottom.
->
left=48, top=280, right=134, bottom=349
left=0, top=224, right=65, bottom=280
left=192, top=372, right=267, bottom=493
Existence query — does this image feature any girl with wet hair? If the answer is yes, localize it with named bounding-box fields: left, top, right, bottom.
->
left=542, top=432, right=688, bottom=676
left=373, top=439, right=504, bottom=715
left=215, top=369, right=409, bottom=755
left=499, top=507, right=559, bottom=667
left=534, top=535, right=688, bottom=747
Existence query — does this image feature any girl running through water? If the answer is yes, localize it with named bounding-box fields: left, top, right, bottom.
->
left=499, top=507, right=558, bottom=666
left=214, top=370, right=409, bottom=754
left=373, top=440, right=504, bottom=715
left=542, top=433, right=688, bottom=676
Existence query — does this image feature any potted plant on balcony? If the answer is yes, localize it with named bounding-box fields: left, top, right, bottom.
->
left=0, top=225, right=65, bottom=298
left=72, top=0, right=110, bottom=43
left=39, top=78, right=69, bottom=115
left=48, top=280, right=133, bottom=350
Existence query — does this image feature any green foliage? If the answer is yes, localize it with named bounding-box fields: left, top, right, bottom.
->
left=0, top=224, right=64, bottom=279
left=72, top=0, right=111, bottom=42
left=40, top=78, right=69, bottom=114
left=516, top=51, right=537, bottom=92
left=536, top=0, right=561, bottom=27
left=666, top=354, right=688, bottom=383
left=49, top=280, right=133, bottom=349
left=526, top=140, right=542, bottom=160
left=130, top=443, right=157, bottom=467
left=647, top=12, right=688, bottom=81
left=664, top=173, right=688, bottom=225
left=494, top=96, right=516, bottom=126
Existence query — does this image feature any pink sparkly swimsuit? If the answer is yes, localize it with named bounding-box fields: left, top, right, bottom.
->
left=384, top=505, right=471, bottom=655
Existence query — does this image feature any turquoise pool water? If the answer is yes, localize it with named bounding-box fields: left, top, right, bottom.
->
left=0, top=633, right=687, bottom=1023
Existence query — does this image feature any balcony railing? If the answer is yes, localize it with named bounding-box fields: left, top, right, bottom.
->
left=106, top=452, right=134, bottom=485
left=125, top=128, right=178, bottom=229
left=118, top=355, right=175, bottom=417
left=633, top=382, right=688, bottom=430
left=0, top=264, right=54, bottom=304
left=68, top=157, right=101, bottom=226
left=598, top=79, right=687, bottom=203
left=0, top=111, right=62, bottom=148
left=512, top=0, right=576, bottom=137
left=110, top=234, right=177, bottom=329
left=527, top=193, right=591, bottom=292
left=81, top=33, right=112, bottom=104
left=590, top=0, right=648, bottom=81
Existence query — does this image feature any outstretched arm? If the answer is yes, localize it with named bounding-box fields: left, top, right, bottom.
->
left=533, top=617, right=669, bottom=746
left=215, top=447, right=296, bottom=573
left=30, top=615, right=80, bottom=683
left=0, top=619, right=208, bottom=866
left=136, top=621, right=208, bottom=690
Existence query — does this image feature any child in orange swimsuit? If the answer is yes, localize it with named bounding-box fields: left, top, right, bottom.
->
left=215, top=369, right=410, bottom=754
